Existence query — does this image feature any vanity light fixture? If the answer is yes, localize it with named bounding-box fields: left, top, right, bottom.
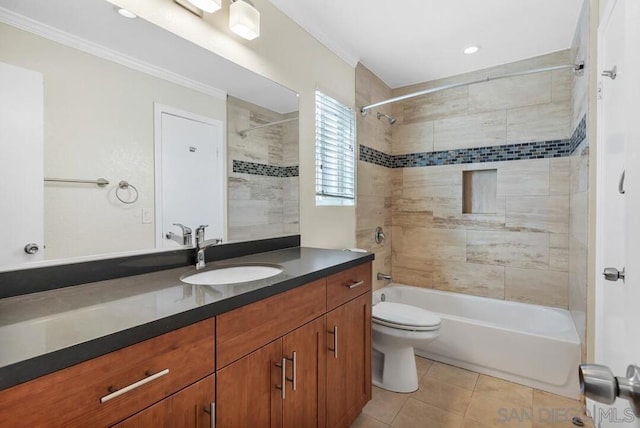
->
left=229, top=0, right=261, bottom=40
left=117, top=8, right=137, bottom=19
left=185, top=0, right=221, bottom=13
left=464, top=46, right=480, bottom=54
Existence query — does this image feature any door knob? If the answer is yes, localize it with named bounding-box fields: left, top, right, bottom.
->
left=24, top=243, right=39, bottom=255
left=603, top=267, right=625, bottom=282
left=580, top=364, right=640, bottom=417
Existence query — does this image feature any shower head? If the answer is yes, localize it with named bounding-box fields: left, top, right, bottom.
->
left=376, top=112, right=396, bottom=125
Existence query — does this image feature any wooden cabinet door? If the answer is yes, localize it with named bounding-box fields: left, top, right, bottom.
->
left=282, top=317, right=326, bottom=428
left=113, top=374, right=215, bottom=428
left=216, top=339, right=283, bottom=428
left=326, top=292, right=372, bottom=428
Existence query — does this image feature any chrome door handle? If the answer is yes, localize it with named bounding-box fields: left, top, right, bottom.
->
left=619, top=170, right=626, bottom=194
left=328, top=326, right=338, bottom=358
left=275, top=357, right=286, bottom=399
left=603, top=267, right=625, bottom=282
left=285, top=351, right=297, bottom=391
left=346, top=280, right=364, bottom=289
left=100, top=368, right=169, bottom=403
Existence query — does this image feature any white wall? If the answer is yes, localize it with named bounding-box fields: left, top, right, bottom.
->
left=0, top=23, right=226, bottom=259
left=108, top=0, right=357, bottom=249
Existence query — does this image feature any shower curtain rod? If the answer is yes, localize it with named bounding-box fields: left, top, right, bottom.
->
left=360, top=62, right=585, bottom=115
left=238, top=116, right=298, bottom=138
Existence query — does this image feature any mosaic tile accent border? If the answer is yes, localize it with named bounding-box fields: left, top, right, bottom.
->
left=359, top=145, right=394, bottom=168
left=569, top=115, right=587, bottom=154
left=359, top=115, right=588, bottom=169
left=233, top=160, right=299, bottom=177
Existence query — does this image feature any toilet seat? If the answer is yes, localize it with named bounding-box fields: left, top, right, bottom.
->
left=373, top=302, right=441, bottom=331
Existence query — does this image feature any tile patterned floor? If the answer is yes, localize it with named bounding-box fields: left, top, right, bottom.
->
left=351, top=357, right=594, bottom=428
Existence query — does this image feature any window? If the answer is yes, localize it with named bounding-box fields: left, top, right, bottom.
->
left=315, top=90, right=356, bottom=206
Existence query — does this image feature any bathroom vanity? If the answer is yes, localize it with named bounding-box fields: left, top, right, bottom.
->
left=0, top=248, right=372, bottom=427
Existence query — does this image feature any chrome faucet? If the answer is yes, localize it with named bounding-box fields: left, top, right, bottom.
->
left=166, top=223, right=192, bottom=246
left=195, top=225, right=222, bottom=270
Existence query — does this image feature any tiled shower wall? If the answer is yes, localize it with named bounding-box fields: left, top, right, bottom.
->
left=356, top=49, right=590, bottom=309
left=569, top=0, right=590, bottom=357
left=355, top=64, right=393, bottom=291
left=227, top=97, right=299, bottom=241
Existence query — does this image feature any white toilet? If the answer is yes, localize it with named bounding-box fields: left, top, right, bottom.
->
left=372, top=301, right=441, bottom=393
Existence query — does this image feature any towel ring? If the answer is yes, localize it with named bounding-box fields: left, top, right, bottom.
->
left=116, top=180, right=139, bottom=204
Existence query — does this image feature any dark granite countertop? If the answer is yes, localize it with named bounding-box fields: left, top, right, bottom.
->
left=0, top=247, right=373, bottom=390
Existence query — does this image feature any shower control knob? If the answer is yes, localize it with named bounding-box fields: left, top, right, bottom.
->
left=603, top=267, right=625, bottom=282
left=24, top=243, right=39, bottom=255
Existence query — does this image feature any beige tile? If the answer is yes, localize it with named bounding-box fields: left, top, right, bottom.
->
left=550, top=233, right=569, bottom=249
left=474, top=375, right=533, bottom=408
left=468, top=73, right=551, bottom=113
left=411, top=376, right=473, bottom=415
left=434, top=110, right=507, bottom=151
left=402, top=164, right=463, bottom=189
left=391, top=265, right=433, bottom=288
left=507, top=102, right=571, bottom=143
left=351, top=412, right=389, bottom=428
left=549, top=248, right=569, bottom=272
left=549, top=158, right=571, bottom=195
left=433, top=261, right=505, bottom=299
left=359, top=161, right=392, bottom=197
left=416, top=356, right=433, bottom=379
left=467, top=230, right=549, bottom=269
left=391, top=398, right=463, bottom=428
left=401, top=86, right=469, bottom=124
left=358, top=195, right=392, bottom=230
left=393, top=120, right=434, bottom=154
left=497, top=159, right=549, bottom=197
left=505, top=196, right=570, bottom=234
left=426, top=362, right=479, bottom=391
left=570, top=192, right=588, bottom=246
left=532, top=390, right=586, bottom=427
left=465, top=394, right=533, bottom=428
left=363, top=386, right=410, bottom=425
left=551, top=68, right=573, bottom=103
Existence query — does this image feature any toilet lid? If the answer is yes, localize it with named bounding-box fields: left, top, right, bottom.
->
left=373, top=302, right=441, bottom=331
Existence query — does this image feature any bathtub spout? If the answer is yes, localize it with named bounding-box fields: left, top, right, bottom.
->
left=377, top=272, right=392, bottom=281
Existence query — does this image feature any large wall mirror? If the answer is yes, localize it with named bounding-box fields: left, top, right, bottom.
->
left=0, top=0, right=299, bottom=271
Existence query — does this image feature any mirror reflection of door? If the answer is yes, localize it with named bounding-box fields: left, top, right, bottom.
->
left=0, top=62, right=44, bottom=265
left=154, top=104, right=225, bottom=249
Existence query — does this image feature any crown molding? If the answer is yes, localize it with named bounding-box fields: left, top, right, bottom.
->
left=0, top=7, right=227, bottom=100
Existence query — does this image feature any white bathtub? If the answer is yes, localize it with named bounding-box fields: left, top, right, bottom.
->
left=374, top=285, right=581, bottom=399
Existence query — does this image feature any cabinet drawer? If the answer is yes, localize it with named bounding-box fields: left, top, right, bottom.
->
left=0, top=319, right=214, bottom=428
left=326, top=263, right=372, bottom=311
left=216, top=279, right=326, bottom=369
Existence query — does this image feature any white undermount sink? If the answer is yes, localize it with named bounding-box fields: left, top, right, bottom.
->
left=180, top=264, right=284, bottom=285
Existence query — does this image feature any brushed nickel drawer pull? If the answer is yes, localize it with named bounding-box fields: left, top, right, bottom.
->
left=203, top=403, right=215, bottom=427
left=100, top=368, right=169, bottom=403
left=328, top=326, right=338, bottom=358
left=275, top=358, right=286, bottom=399
left=285, top=351, right=297, bottom=391
left=346, top=280, right=365, bottom=289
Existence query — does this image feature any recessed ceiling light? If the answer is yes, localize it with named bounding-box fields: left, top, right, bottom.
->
left=117, top=8, right=137, bottom=19
left=464, top=46, right=480, bottom=55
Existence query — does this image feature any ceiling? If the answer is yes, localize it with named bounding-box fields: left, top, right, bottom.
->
left=268, top=0, right=584, bottom=88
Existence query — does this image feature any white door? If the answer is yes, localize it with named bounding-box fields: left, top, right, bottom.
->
left=593, top=0, right=640, bottom=426
left=154, top=105, right=225, bottom=249
left=0, top=62, right=44, bottom=266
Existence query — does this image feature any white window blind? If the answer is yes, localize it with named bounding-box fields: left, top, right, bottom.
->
left=315, top=90, right=356, bottom=205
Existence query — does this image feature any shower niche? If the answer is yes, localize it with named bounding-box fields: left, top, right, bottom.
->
left=462, top=169, right=497, bottom=214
